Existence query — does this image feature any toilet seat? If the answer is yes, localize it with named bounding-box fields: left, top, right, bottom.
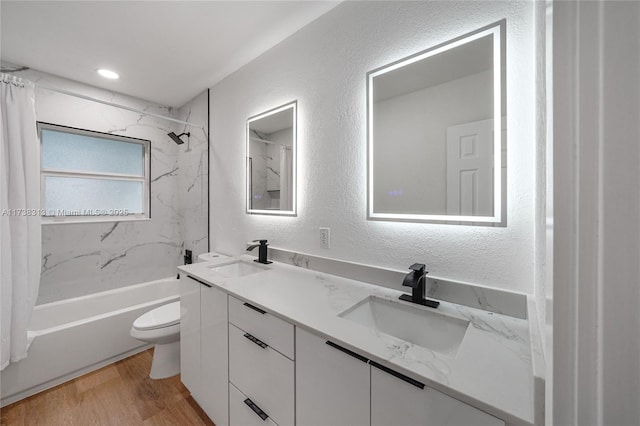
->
left=133, top=301, right=180, bottom=331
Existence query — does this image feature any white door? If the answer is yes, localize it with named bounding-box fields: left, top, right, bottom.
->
left=446, top=119, right=494, bottom=216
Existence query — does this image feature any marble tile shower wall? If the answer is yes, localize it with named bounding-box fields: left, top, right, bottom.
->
left=3, top=65, right=208, bottom=304
left=176, top=90, right=209, bottom=258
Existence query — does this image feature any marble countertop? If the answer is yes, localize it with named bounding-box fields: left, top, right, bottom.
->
left=179, top=255, right=534, bottom=425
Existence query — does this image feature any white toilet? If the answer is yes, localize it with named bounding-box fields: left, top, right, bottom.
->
left=130, top=252, right=228, bottom=379
left=130, top=301, right=181, bottom=379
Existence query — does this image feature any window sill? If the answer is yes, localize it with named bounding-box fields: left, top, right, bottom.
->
left=42, top=216, right=151, bottom=225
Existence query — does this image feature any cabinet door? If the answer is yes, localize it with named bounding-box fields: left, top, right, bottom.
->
left=180, top=276, right=201, bottom=397
left=200, top=284, right=229, bottom=425
left=371, top=364, right=505, bottom=426
left=296, top=328, right=370, bottom=426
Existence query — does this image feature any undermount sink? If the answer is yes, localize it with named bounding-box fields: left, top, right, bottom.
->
left=339, top=296, right=469, bottom=357
left=207, top=260, right=269, bottom=278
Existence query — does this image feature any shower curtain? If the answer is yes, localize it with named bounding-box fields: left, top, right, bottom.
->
left=0, top=73, right=41, bottom=370
left=280, top=146, right=293, bottom=211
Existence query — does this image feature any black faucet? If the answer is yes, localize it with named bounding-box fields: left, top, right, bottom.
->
left=246, top=239, right=272, bottom=264
left=399, top=263, right=439, bottom=308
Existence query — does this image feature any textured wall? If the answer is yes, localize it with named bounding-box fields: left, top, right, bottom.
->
left=209, top=1, right=536, bottom=294
left=2, top=65, right=207, bottom=303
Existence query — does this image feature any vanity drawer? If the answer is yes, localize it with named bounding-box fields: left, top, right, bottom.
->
left=229, top=323, right=294, bottom=426
left=228, top=295, right=294, bottom=359
left=230, top=382, right=280, bottom=426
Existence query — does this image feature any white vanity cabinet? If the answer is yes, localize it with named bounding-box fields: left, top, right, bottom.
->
left=228, top=296, right=295, bottom=426
left=179, top=275, right=229, bottom=426
left=179, top=261, right=521, bottom=426
left=296, top=327, right=370, bottom=426
left=370, top=362, right=505, bottom=426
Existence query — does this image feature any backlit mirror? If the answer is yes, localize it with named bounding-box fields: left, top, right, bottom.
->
left=367, top=21, right=505, bottom=224
left=246, top=101, right=297, bottom=216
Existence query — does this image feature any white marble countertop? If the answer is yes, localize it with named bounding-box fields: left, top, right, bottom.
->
left=179, top=255, right=534, bottom=425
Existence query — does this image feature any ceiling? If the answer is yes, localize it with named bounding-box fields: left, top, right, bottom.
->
left=1, top=1, right=340, bottom=107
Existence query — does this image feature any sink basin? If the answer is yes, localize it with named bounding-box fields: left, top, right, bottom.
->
left=207, top=260, right=269, bottom=278
left=339, top=296, right=469, bottom=357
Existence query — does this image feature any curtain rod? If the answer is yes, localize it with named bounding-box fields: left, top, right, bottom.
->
left=36, top=84, right=205, bottom=130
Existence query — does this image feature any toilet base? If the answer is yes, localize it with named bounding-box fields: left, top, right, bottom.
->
left=149, top=340, right=180, bottom=379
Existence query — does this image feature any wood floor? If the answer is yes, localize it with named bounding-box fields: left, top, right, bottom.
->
left=0, top=349, right=215, bottom=426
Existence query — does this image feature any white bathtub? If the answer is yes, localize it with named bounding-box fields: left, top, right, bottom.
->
left=0, top=277, right=180, bottom=407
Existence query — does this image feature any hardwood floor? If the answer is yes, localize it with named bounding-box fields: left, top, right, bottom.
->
left=0, top=349, right=215, bottom=426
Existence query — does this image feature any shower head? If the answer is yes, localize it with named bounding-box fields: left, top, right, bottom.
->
left=168, top=132, right=190, bottom=145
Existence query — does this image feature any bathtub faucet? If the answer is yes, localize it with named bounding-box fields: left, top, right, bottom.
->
left=247, top=239, right=272, bottom=264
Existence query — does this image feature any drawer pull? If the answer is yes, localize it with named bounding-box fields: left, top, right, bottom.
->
left=244, top=398, right=269, bottom=421
left=243, top=302, right=267, bottom=315
left=187, top=275, right=212, bottom=288
left=325, top=341, right=369, bottom=363
left=244, top=332, right=268, bottom=349
left=370, top=360, right=425, bottom=389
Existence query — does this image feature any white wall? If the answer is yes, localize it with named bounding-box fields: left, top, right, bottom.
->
left=210, top=1, right=536, bottom=294
left=532, top=1, right=553, bottom=423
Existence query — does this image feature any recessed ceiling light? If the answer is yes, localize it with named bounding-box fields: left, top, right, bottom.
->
left=97, top=69, right=119, bottom=80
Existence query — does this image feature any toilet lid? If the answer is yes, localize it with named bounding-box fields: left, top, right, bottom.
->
left=133, top=301, right=180, bottom=331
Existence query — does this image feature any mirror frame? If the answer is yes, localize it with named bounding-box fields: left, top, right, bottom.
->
left=246, top=100, right=297, bottom=216
left=366, top=21, right=505, bottom=224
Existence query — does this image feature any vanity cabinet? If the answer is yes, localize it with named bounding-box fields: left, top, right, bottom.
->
left=180, top=275, right=229, bottom=426
left=370, top=364, right=505, bottom=426
left=181, top=265, right=515, bottom=426
left=228, top=296, right=294, bottom=426
left=296, top=327, right=370, bottom=426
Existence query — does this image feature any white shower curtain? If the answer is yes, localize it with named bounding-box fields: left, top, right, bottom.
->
left=0, top=73, right=41, bottom=370
left=280, top=146, right=293, bottom=211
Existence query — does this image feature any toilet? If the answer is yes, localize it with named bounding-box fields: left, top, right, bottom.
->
left=130, top=252, right=228, bottom=379
left=130, top=301, right=181, bottom=379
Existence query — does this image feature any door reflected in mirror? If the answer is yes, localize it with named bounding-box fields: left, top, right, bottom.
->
left=246, top=101, right=297, bottom=216
left=367, top=21, right=506, bottom=224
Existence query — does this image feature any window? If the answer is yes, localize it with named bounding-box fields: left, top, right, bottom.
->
left=38, top=122, right=150, bottom=222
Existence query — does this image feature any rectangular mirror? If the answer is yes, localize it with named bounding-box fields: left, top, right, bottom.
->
left=246, top=101, right=297, bottom=216
left=367, top=21, right=505, bottom=224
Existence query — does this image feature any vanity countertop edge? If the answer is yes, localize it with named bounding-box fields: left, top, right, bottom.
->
left=179, top=255, right=537, bottom=426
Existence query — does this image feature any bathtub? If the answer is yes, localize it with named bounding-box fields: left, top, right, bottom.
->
left=0, top=277, right=180, bottom=407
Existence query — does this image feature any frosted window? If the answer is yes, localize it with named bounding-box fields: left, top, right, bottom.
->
left=42, top=129, right=143, bottom=176
left=44, top=177, right=143, bottom=214
left=39, top=123, right=149, bottom=220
